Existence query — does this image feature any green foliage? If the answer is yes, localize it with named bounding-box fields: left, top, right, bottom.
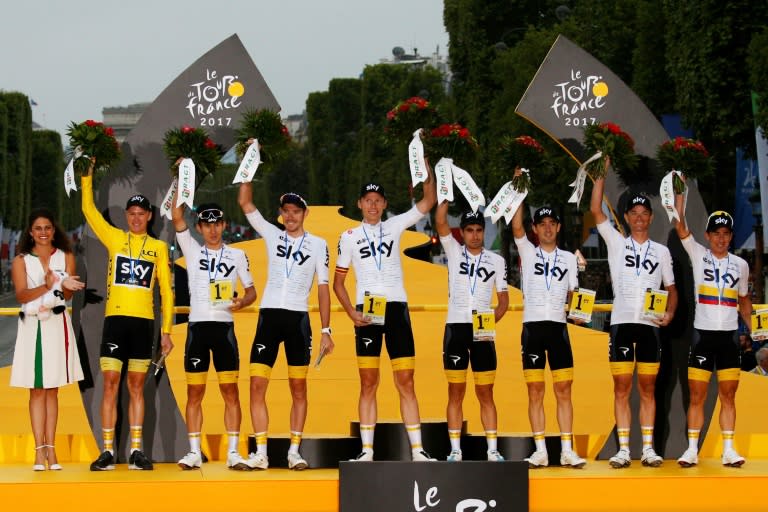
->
left=0, top=92, right=32, bottom=229
left=162, top=126, right=223, bottom=184
left=31, top=130, right=64, bottom=211
left=234, top=109, right=291, bottom=165
left=65, top=119, right=120, bottom=175
left=583, top=122, right=639, bottom=183
left=748, top=28, right=768, bottom=131
left=664, top=0, right=768, bottom=204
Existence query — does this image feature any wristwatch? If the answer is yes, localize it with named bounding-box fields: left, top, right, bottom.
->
left=321, top=327, right=332, bottom=335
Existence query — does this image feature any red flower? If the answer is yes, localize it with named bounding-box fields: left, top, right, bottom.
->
left=386, top=110, right=396, bottom=121
left=399, top=103, right=410, bottom=113
left=204, top=139, right=216, bottom=149
left=182, top=125, right=194, bottom=134
left=104, top=127, right=115, bottom=137
left=84, top=119, right=100, bottom=127
left=458, top=128, right=470, bottom=139
left=602, top=122, right=621, bottom=135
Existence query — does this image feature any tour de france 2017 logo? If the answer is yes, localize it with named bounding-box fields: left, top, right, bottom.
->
left=550, top=69, right=609, bottom=128
left=186, top=68, right=245, bottom=127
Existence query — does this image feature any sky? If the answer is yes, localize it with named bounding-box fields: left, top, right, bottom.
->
left=0, top=0, right=449, bottom=137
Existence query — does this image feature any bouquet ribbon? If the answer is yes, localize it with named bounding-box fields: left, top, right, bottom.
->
left=568, top=151, right=603, bottom=206
left=451, top=163, right=485, bottom=212
left=435, top=157, right=454, bottom=204
left=659, top=170, right=687, bottom=222
left=232, top=140, right=262, bottom=184
left=159, top=178, right=178, bottom=220
left=177, top=158, right=196, bottom=209
left=434, top=157, right=486, bottom=211
left=63, top=147, right=83, bottom=197
left=408, top=129, right=428, bottom=187
left=486, top=182, right=528, bottom=225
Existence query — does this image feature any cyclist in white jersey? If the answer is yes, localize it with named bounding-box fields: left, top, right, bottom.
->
left=239, top=183, right=334, bottom=471
left=590, top=170, right=677, bottom=468
left=512, top=200, right=586, bottom=469
left=172, top=199, right=257, bottom=471
left=333, top=168, right=436, bottom=462
left=436, top=203, right=509, bottom=462
left=673, top=190, right=751, bottom=468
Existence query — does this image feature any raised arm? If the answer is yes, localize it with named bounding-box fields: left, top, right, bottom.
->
left=589, top=159, right=609, bottom=224
left=435, top=200, right=451, bottom=237
left=511, top=202, right=525, bottom=239
left=81, top=158, right=120, bottom=242
left=238, top=182, right=257, bottom=215
left=171, top=187, right=188, bottom=233
left=415, top=158, right=436, bottom=215
left=673, top=191, right=690, bottom=239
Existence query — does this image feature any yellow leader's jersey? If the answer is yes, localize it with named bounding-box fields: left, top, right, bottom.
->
left=81, top=175, right=174, bottom=334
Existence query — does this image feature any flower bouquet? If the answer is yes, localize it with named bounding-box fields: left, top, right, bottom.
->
left=656, top=137, right=713, bottom=193
left=496, top=135, right=545, bottom=193
left=65, top=120, right=120, bottom=174
left=234, top=109, right=291, bottom=166
left=424, top=123, right=479, bottom=167
left=162, top=125, right=222, bottom=180
left=384, top=96, right=438, bottom=145
left=582, top=122, right=638, bottom=181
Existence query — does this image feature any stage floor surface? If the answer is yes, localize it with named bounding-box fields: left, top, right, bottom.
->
left=1, top=458, right=766, bottom=512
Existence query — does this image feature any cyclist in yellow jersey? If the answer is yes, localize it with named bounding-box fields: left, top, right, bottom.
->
left=81, top=159, right=174, bottom=471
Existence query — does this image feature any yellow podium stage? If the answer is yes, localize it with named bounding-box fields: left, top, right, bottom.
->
left=1, top=207, right=766, bottom=511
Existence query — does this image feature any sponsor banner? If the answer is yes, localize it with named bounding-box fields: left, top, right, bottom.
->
left=734, top=148, right=757, bottom=249
left=515, top=35, right=707, bottom=241
left=339, top=461, right=528, bottom=512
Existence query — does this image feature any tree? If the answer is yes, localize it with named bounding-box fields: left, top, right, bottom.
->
left=748, top=27, right=768, bottom=131
left=664, top=0, right=768, bottom=206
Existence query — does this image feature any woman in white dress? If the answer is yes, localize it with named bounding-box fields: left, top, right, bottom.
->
left=10, top=208, right=85, bottom=470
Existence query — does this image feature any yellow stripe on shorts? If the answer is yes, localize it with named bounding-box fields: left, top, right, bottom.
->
left=357, top=356, right=380, bottom=369
left=249, top=363, right=273, bottom=379
left=524, top=369, right=545, bottom=383
left=391, top=357, right=415, bottom=371
left=473, top=370, right=496, bottom=385
left=610, top=361, right=635, bottom=376
left=445, top=369, right=467, bottom=384
left=100, top=357, right=123, bottom=372
left=551, top=367, right=574, bottom=383
left=127, top=359, right=150, bottom=373
left=288, top=365, right=308, bottom=379
left=688, top=367, right=712, bottom=382
left=637, top=362, right=660, bottom=375
left=717, top=368, right=741, bottom=382
left=186, top=372, right=208, bottom=385
left=217, top=370, right=239, bottom=384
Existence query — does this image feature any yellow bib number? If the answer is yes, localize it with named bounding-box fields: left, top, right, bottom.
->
left=209, top=280, right=233, bottom=308
left=472, top=310, right=495, bottom=342
left=751, top=309, right=768, bottom=341
left=568, top=288, right=596, bottom=323
left=363, top=293, right=386, bottom=325
left=642, top=288, right=668, bottom=320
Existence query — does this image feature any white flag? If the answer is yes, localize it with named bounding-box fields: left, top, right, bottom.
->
left=177, top=158, right=196, bottom=209
left=568, top=151, right=603, bottom=206
left=63, top=147, right=83, bottom=197
left=659, top=170, right=687, bottom=222
left=435, top=157, right=454, bottom=204
left=451, top=163, right=485, bottom=212
left=408, top=129, right=428, bottom=187
left=232, top=140, right=262, bottom=184
left=486, top=182, right=527, bottom=224
left=159, top=178, right=178, bottom=220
